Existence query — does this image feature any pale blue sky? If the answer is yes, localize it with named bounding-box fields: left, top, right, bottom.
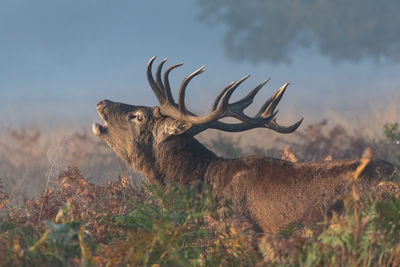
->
left=1, top=0, right=399, bottom=127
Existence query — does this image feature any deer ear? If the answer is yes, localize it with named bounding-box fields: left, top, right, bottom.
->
left=157, top=118, right=193, bottom=141
left=166, top=120, right=193, bottom=137
left=153, top=107, right=163, bottom=119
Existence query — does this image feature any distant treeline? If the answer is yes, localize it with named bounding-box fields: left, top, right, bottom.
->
left=197, top=0, right=400, bottom=63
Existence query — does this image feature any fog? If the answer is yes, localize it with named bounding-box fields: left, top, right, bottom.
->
left=198, top=0, right=400, bottom=63
left=1, top=0, right=399, bottom=128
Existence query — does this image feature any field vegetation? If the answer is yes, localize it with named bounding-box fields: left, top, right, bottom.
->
left=0, top=113, right=399, bottom=266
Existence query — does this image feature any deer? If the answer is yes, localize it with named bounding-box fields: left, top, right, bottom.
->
left=92, top=57, right=394, bottom=233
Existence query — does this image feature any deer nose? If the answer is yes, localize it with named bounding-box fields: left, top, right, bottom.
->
left=97, top=99, right=111, bottom=109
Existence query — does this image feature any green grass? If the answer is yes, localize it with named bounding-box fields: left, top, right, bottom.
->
left=1, top=165, right=399, bottom=266
left=0, top=174, right=258, bottom=266
left=0, top=123, right=399, bottom=266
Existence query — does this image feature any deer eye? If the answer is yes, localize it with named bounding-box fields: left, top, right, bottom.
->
left=128, top=113, right=144, bottom=122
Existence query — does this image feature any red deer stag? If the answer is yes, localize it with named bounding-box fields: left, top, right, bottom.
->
left=93, top=57, right=394, bottom=233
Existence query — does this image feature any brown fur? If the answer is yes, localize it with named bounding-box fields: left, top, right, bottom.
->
left=93, top=100, right=394, bottom=233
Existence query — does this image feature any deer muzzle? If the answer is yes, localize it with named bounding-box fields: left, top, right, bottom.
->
left=93, top=99, right=111, bottom=136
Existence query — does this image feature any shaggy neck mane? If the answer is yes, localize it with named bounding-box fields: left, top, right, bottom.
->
left=153, top=134, right=217, bottom=184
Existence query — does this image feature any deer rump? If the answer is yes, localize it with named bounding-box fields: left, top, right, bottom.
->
left=93, top=57, right=394, bottom=233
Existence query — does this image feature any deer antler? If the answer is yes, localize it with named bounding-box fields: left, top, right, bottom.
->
left=147, top=56, right=303, bottom=135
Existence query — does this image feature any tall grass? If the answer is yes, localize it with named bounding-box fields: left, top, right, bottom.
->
left=0, top=168, right=257, bottom=266
left=0, top=119, right=399, bottom=265
left=0, top=159, right=399, bottom=266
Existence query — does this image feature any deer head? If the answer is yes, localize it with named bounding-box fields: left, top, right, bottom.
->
left=93, top=57, right=302, bottom=181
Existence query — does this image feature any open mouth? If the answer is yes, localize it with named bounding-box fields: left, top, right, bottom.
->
left=92, top=101, right=109, bottom=136
left=92, top=122, right=107, bottom=136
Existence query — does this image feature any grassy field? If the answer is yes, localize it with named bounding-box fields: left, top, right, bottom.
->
left=0, top=113, right=399, bottom=266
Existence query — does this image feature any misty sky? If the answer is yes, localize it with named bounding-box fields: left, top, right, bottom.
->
left=1, top=0, right=399, bottom=128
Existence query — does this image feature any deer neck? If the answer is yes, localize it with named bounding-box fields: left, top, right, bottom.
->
left=152, top=134, right=218, bottom=184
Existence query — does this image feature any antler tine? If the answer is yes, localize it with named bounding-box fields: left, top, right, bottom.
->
left=218, top=75, right=250, bottom=110
left=178, top=66, right=206, bottom=114
left=188, top=79, right=302, bottom=135
left=253, top=82, right=304, bottom=133
left=259, top=83, right=289, bottom=118
left=266, top=117, right=304, bottom=133
left=211, top=81, right=235, bottom=112
left=147, top=56, right=164, bottom=104
left=233, top=78, right=270, bottom=111
left=163, top=63, right=184, bottom=106
left=155, top=58, right=168, bottom=92
left=211, top=75, right=281, bottom=125
left=189, top=114, right=302, bottom=135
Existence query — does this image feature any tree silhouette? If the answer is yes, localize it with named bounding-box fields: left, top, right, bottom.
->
left=197, top=0, right=400, bottom=63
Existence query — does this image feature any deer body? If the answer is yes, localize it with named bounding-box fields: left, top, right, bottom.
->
left=150, top=132, right=392, bottom=233
left=93, top=57, right=394, bottom=233
left=207, top=157, right=391, bottom=233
